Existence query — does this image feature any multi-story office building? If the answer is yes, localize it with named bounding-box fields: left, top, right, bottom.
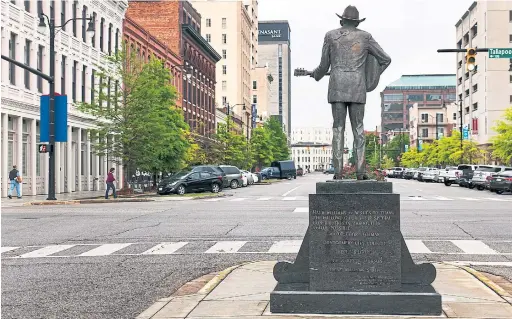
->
left=127, top=0, right=221, bottom=139
left=251, top=64, right=272, bottom=124
left=291, top=127, right=333, bottom=144
left=291, top=143, right=333, bottom=171
left=380, top=74, right=456, bottom=139
left=190, top=0, right=254, bottom=137
left=1, top=0, right=127, bottom=197
left=455, top=1, right=512, bottom=149
left=244, top=0, right=259, bottom=67
left=258, top=20, right=291, bottom=139
left=409, top=102, right=458, bottom=149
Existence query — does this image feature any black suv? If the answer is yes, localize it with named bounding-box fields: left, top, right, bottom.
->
left=191, top=166, right=227, bottom=188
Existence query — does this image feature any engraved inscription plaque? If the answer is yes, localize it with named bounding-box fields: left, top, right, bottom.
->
left=309, top=193, right=401, bottom=292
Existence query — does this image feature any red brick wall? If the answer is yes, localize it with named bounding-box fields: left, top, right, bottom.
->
left=126, top=1, right=181, bottom=56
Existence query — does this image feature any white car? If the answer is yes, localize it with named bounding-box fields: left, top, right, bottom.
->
left=241, top=170, right=256, bottom=186
left=252, top=172, right=259, bottom=183
left=422, top=168, right=440, bottom=182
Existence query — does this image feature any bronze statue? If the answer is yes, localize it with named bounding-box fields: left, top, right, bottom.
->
left=295, top=5, right=391, bottom=180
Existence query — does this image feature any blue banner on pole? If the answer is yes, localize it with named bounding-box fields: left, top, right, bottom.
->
left=463, top=128, right=469, bottom=140
left=40, top=95, right=68, bottom=142
left=251, top=104, right=257, bottom=128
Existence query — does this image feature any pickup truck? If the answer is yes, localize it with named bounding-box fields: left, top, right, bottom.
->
left=441, top=164, right=479, bottom=186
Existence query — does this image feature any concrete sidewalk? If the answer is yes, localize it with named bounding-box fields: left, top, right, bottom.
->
left=138, top=261, right=512, bottom=319
left=1, top=190, right=107, bottom=208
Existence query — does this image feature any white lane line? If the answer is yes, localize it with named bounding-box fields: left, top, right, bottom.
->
left=459, top=197, right=480, bottom=201
left=406, top=197, right=426, bottom=201
left=142, top=242, right=188, bottom=255
left=205, top=241, right=247, bottom=253
left=80, top=243, right=132, bottom=257
left=295, top=196, right=308, bottom=201
left=230, top=198, right=247, bottom=202
left=282, top=186, right=300, bottom=197
left=283, top=197, right=296, bottom=201
left=484, top=197, right=510, bottom=202
left=1, top=247, right=19, bottom=253
left=405, top=240, right=432, bottom=254
left=204, top=198, right=224, bottom=202
left=432, top=196, right=453, bottom=201
left=268, top=240, right=302, bottom=253
left=17, top=245, right=75, bottom=258
left=293, top=207, right=308, bottom=213
left=451, top=240, right=498, bottom=254
left=257, top=197, right=272, bottom=201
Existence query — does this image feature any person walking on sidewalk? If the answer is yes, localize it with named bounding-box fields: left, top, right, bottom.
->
left=105, top=168, right=117, bottom=199
left=8, top=165, right=22, bottom=199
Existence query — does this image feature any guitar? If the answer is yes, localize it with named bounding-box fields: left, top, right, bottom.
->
left=294, top=68, right=330, bottom=77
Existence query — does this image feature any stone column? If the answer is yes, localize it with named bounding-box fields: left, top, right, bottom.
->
left=118, top=160, right=124, bottom=190
left=66, top=126, right=73, bottom=192
left=30, top=118, right=37, bottom=195
left=85, top=130, right=91, bottom=191
left=1, top=114, right=8, bottom=197
left=15, top=117, right=23, bottom=189
left=77, top=128, right=82, bottom=191
left=76, top=62, right=82, bottom=103
left=55, top=142, right=61, bottom=194
left=93, top=136, right=100, bottom=191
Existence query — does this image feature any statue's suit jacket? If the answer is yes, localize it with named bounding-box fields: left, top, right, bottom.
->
left=312, top=26, right=391, bottom=104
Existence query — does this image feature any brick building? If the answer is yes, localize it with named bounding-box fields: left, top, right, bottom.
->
left=127, top=1, right=222, bottom=138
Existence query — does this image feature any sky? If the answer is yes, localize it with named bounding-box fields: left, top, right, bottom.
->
left=258, top=0, right=475, bottom=130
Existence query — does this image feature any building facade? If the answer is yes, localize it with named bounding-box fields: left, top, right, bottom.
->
left=127, top=0, right=221, bottom=138
left=455, top=1, right=512, bottom=149
left=291, top=143, right=333, bottom=171
left=380, top=74, right=456, bottom=136
left=1, top=0, right=127, bottom=197
left=191, top=0, right=253, bottom=138
left=251, top=64, right=272, bottom=123
left=258, top=21, right=291, bottom=139
left=408, top=102, right=458, bottom=149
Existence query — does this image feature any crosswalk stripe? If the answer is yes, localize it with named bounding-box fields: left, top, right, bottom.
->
left=268, top=240, right=302, bottom=253
left=230, top=198, right=247, bottom=202
left=406, top=197, right=426, bottom=200
left=1, top=247, right=19, bottom=253
left=204, top=198, right=224, bottom=202
left=17, top=245, right=75, bottom=258
left=451, top=240, right=498, bottom=254
left=432, top=196, right=453, bottom=201
left=484, top=197, right=510, bottom=202
left=405, top=240, right=432, bottom=253
left=293, top=207, right=308, bottom=213
left=257, top=197, right=272, bottom=201
left=205, top=241, right=247, bottom=253
left=282, top=197, right=296, bottom=201
left=79, top=243, right=132, bottom=257
left=459, top=197, right=480, bottom=201
left=142, top=242, right=188, bottom=255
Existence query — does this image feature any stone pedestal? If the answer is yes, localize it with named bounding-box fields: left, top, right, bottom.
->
left=270, top=180, right=442, bottom=315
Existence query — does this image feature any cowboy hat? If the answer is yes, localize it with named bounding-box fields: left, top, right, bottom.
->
left=336, top=5, right=366, bottom=23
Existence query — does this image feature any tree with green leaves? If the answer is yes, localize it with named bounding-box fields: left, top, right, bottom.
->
left=214, top=119, right=251, bottom=169
left=491, top=107, right=512, bottom=165
left=264, top=117, right=290, bottom=161
left=382, top=132, right=409, bottom=164
left=250, top=126, right=274, bottom=169
left=77, top=47, right=190, bottom=187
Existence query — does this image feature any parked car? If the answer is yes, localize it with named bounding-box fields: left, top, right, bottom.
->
left=403, top=168, right=417, bottom=180
left=472, top=166, right=512, bottom=190
left=218, top=165, right=244, bottom=189
left=422, top=168, right=441, bottom=182
left=489, top=171, right=512, bottom=194
left=324, top=167, right=335, bottom=174
left=252, top=172, right=259, bottom=183
left=241, top=170, right=254, bottom=186
left=392, top=167, right=405, bottom=178
left=441, top=164, right=479, bottom=186
left=271, top=160, right=297, bottom=180
left=157, top=171, right=223, bottom=195
left=259, top=166, right=280, bottom=180
left=191, top=165, right=227, bottom=188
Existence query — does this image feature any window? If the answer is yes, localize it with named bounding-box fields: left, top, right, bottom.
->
left=436, top=127, right=444, bottom=138
left=421, top=113, right=428, bottom=123
left=82, top=65, right=86, bottom=102
left=222, top=65, right=227, bottom=74
left=37, top=0, right=43, bottom=18
left=72, top=61, right=77, bottom=101
left=82, top=6, right=88, bottom=43
left=24, top=39, right=31, bottom=89
left=436, top=113, right=443, bottom=123
left=222, top=18, right=226, bottom=29
left=510, top=75, right=512, bottom=83
left=384, top=93, right=404, bottom=101
left=61, top=55, right=66, bottom=95
left=100, top=18, right=104, bottom=51
left=472, top=102, right=478, bottom=111
left=37, top=45, right=43, bottom=92
left=222, top=34, right=227, bottom=44
left=24, top=0, right=30, bottom=12
left=406, top=94, right=423, bottom=101
left=91, top=12, right=97, bottom=47
left=222, top=49, right=227, bottom=59
left=206, top=34, right=211, bottom=42
left=9, top=33, right=16, bottom=85
left=72, top=1, right=77, bottom=37
left=510, top=95, right=512, bottom=103
left=510, top=34, right=512, bottom=43
left=252, top=80, right=257, bottom=90
left=60, top=0, right=66, bottom=30
left=222, top=81, right=226, bottom=91
left=115, top=29, right=119, bottom=54
left=252, top=95, right=257, bottom=104
left=206, top=18, right=211, bottom=27
left=510, top=10, right=512, bottom=22
left=426, top=94, right=441, bottom=101
left=472, top=84, right=478, bottom=92
left=453, top=112, right=457, bottom=121
left=222, top=96, right=227, bottom=105
left=108, top=23, right=113, bottom=55
left=421, top=128, right=428, bottom=138
left=91, top=69, right=95, bottom=103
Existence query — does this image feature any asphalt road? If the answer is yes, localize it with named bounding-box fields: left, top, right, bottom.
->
left=2, top=173, right=512, bottom=318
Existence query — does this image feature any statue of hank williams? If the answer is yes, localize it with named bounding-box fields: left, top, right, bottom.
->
left=309, top=5, right=391, bottom=180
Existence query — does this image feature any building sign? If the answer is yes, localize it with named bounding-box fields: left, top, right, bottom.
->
left=258, top=22, right=290, bottom=42
left=251, top=104, right=257, bottom=128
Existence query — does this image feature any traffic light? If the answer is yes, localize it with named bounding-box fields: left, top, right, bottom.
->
left=38, top=144, right=48, bottom=153
left=466, top=48, right=476, bottom=71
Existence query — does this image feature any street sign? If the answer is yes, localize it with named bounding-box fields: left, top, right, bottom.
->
left=405, top=145, right=409, bottom=152
left=489, top=48, right=512, bottom=59
left=463, top=128, right=469, bottom=140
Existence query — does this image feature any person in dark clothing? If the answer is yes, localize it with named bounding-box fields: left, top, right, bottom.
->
left=105, top=168, right=117, bottom=199
left=8, top=165, right=22, bottom=199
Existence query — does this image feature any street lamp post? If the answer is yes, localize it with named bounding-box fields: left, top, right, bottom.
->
left=37, top=14, right=95, bottom=200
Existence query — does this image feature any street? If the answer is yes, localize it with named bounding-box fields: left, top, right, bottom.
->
left=2, top=173, right=512, bottom=319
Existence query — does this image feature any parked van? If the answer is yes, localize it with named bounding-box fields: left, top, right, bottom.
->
left=271, top=160, right=297, bottom=180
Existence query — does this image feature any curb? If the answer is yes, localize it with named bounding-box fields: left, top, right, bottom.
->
left=461, top=266, right=512, bottom=305
left=23, top=198, right=154, bottom=206
left=23, top=200, right=81, bottom=206
left=190, top=193, right=233, bottom=200
left=197, top=263, right=244, bottom=294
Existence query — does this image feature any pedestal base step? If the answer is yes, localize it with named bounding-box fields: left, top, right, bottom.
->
left=270, top=284, right=442, bottom=315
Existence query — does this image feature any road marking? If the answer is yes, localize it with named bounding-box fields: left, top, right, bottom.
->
left=407, top=196, right=426, bottom=201
left=283, top=197, right=296, bottom=201
left=405, top=240, right=432, bottom=253
left=484, top=197, right=510, bottom=202
left=205, top=241, right=247, bottom=253
left=142, top=242, right=188, bottom=255
left=293, top=207, right=308, bottom=213
left=459, top=197, right=480, bottom=201
left=282, top=186, right=300, bottom=197
left=204, top=198, right=224, bottom=202
left=451, top=240, right=498, bottom=254
left=257, top=197, right=272, bottom=201
left=1, top=247, right=19, bottom=253
left=79, top=243, right=132, bottom=257
left=268, top=240, right=302, bottom=253
left=432, top=196, right=453, bottom=201
left=230, top=198, right=247, bottom=202
left=17, top=245, right=75, bottom=258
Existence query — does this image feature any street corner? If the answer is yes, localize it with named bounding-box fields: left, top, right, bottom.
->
left=460, top=266, right=512, bottom=304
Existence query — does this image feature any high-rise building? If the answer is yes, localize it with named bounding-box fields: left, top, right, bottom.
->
left=1, top=0, right=127, bottom=197
left=190, top=0, right=254, bottom=137
left=258, top=21, right=291, bottom=139
left=455, top=1, right=512, bottom=150
left=251, top=64, right=273, bottom=125
left=380, top=74, right=456, bottom=140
